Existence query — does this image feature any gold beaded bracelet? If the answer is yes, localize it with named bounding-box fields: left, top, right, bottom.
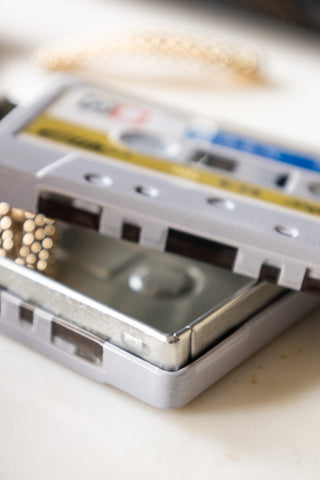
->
left=34, top=31, right=264, bottom=80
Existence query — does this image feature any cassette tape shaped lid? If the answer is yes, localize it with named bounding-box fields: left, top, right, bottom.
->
left=1, top=79, right=320, bottom=292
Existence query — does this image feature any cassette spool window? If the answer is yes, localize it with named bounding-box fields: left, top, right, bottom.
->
left=189, top=149, right=237, bottom=172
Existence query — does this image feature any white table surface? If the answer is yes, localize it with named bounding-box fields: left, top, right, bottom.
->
left=1, top=1, right=320, bottom=478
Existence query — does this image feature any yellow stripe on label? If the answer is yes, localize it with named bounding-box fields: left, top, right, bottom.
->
left=24, top=113, right=320, bottom=218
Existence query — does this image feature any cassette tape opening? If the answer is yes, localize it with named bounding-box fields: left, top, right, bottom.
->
left=165, top=228, right=237, bottom=270
left=19, top=304, right=34, bottom=326
left=51, top=321, right=103, bottom=364
left=38, top=192, right=102, bottom=231
left=301, top=271, right=320, bottom=295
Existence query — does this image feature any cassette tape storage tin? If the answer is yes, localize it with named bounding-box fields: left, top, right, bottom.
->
left=0, top=79, right=319, bottom=408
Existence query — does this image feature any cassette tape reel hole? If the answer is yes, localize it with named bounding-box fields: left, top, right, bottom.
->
left=119, top=130, right=180, bottom=159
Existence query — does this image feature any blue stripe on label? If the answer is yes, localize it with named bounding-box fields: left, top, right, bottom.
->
left=186, top=128, right=320, bottom=173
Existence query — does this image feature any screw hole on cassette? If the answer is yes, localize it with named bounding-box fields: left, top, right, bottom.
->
left=135, top=186, right=159, bottom=198
left=207, top=197, right=235, bottom=211
left=84, top=173, right=113, bottom=187
left=274, top=225, right=299, bottom=238
left=308, top=183, right=320, bottom=196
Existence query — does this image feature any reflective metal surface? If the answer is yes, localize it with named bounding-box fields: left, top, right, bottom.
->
left=0, top=220, right=284, bottom=370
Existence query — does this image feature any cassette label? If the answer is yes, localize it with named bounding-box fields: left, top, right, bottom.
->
left=24, top=111, right=320, bottom=219
left=1, top=81, right=320, bottom=292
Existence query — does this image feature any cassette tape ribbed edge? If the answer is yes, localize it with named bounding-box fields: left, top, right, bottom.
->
left=1, top=78, right=320, bottom=293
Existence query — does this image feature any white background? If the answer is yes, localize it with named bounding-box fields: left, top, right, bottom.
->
left=1, top=1, right=320, bottom=478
